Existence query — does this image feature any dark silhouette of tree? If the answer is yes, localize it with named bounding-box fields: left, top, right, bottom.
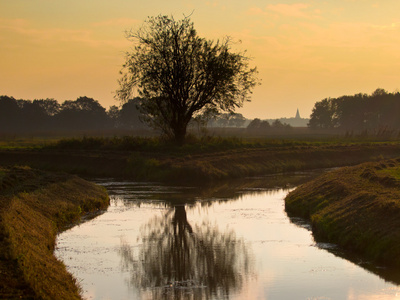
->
left=116, top=15, right=258, bottom=144
left=269, top=119, right=291, bottom=131
left=33, top=98, right=60, bottom=116
left=107, top=105, right=121, bottom=128
left=247, top=118, right=272, bottom=132
left=119, top=98, right=147, bottom=129
left=308, top=89, right=400, bottom=134
left=18, top=100, right=49, bottom=131
left=208, top=112, right=246, bottom=127
left=247, top=118, right=262, bottom=130
left=0, top=96, right=21, bottom=132
left=271, top=119, right=283, bottom=128
left=260, top=120, right=271, bottom=130
left=0, top=95, right=154, bottom=134
left=308, top=98, right=336, bottom=129
left=334, top=94, right=367, bottom=131
left=56, top=96, right=108, bottom=131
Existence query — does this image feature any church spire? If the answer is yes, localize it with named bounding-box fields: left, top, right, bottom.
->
left=295, top=108, right=300, bottom=119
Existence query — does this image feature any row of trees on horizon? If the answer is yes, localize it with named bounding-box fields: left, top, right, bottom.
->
left=0, top=95, right=147, bottom=133
left=2, top=88, right=400, bottom=135
left=308, top=88, right=400, bottom=133
left=0, top=95, right=296, bottom=134
left=0, top=95, right=256, bottom=134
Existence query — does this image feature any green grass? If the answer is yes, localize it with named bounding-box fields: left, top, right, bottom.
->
left=379, top=166, right=400, bottom=180
left=0, top=137, right=60, bottom=150
left=1, top=135, right=400, bottom=183
left=2, top=134, right=398, bottom=152
left=285, top=158, right=400, bottom=268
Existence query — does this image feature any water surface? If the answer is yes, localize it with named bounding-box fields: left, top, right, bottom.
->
left=55, top=173, right=400, bottom=299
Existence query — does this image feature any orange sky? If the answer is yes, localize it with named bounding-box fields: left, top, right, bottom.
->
left=1, top=1, right=400, bottom=119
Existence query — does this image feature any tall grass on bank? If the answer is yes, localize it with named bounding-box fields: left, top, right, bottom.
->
left=0, top=166, right=109, bottom=299
left=285, top=158, right=400, bottom=268
left=44, top=135, right=400, bottom=154
left=1, top=136, right=400, bottom=183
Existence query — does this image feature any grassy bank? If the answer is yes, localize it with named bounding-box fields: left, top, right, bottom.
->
left=0, top=137, right=399, bottom=183
left=285, top=158, right=400, bottom=267
left=0, top=142, right=400, bottom=183
left=0, top=166, right=109, bottom=299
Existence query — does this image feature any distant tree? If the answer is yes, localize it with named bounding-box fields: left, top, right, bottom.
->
left=214, top=113, right=230, bottom=127
left=18, top=100, right=49, bottom=131
left=271, top=119, right=291, bottom=130
left=271, top=119, right=283, bottom=128
left=308, top=88, right=400, bottom=133
left=56, top=96, right=108, bottom=131
left=116, top=15, right=258, bottom=144
left=372, top=88, right=388, bottom=97
left=33, top=98, right=60, bottom=116
left=308, top=98, right=335, bottom=129
left=227, top=113, right=246, bottom=127
left=0, top=96, right=20, bottom=132
left=119, top=98, right=147, bottom=129
left=107, top=105, right=121, bottom=128
left=259, top=120, right=270, bottom=130
left=247, top=118, right=262, bottom=130
left=208, top=112, right=246, bottom=127
left=334, top=94, right=367, bottom=131
left=369, top=88, right=400, bottom=130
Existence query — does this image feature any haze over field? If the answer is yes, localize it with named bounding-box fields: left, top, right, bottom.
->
left=1, top=0, right=400, bottom=119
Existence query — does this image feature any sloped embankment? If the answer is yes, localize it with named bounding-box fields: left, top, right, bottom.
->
left=285, top=158, right=400, bottom=267
left=0, top=166, right=109, bottom=300
left=0, top=143, right=400, bottom=183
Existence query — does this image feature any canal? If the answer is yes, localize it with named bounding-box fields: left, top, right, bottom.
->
left=55, top=172, right=400, bottom=299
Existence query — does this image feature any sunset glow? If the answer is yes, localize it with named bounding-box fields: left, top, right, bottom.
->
left=1, top=0, right=400, bottom=119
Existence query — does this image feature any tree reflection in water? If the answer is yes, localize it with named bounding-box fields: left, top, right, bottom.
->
left=119, top=204, right=253, bottom=299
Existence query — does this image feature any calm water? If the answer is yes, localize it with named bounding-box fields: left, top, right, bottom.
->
left=55, top=173, right=400, bottom=300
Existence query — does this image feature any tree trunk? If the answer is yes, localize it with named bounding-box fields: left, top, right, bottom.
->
left=173, top=125, right=187, bottom=145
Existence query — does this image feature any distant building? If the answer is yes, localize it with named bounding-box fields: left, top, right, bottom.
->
left=265, top=109, right=309, bottom=127
left=295, top=108, right=301, bottom=119
left=226, top=109, right=310, bottom=128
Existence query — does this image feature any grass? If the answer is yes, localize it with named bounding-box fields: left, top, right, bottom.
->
left=285, top=158, right=400, bottom=268
left=2, top=133, right=398, bottom=151
left=0, top=136, right=400, bottom=183
left=378, top=166, right=400, bottom=181
left=44, top=135, right=400, bottom=153
left=1, top=134, right=399, bottom=296
left=0, top=166, right=109, bottom=299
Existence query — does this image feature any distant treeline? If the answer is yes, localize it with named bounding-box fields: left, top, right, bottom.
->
left=208, top=114, right=308, bottom=129
left=0, top=95, right=301, bottom=135
left=0, top=95, right=147, bottom=133
left=309, top=89, right=400, bottom=134
left=246, top=118, right=292, bottom=132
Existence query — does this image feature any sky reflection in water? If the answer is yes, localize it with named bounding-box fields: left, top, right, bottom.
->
left=55, top=174, right=400, bottom=300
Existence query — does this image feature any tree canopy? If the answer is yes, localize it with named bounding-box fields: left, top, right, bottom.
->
left=116, top=15, right=258, bottom=144
left=308, top=89, right=400, bottom=134
left=0, top=95, right=147, bottom=134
